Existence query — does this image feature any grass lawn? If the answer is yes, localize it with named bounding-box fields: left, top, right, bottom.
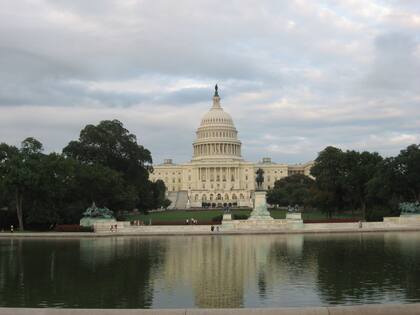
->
left=125, top=209, right=362, bottom=223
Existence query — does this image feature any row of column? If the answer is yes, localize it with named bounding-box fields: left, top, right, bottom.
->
left=194, top=143, right=240, bottom=156
left=197, top=167, right=240, bottom=183
left=197, top=130, right=236, bottom=139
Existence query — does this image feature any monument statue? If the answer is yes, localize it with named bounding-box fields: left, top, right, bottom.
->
left=82, top=202, right=114, bottom=219
left=214, top=84, right=219, bottom=97
left=256, top=168, right=264, bottom=191
left=399, top=202, right=420, bottom=215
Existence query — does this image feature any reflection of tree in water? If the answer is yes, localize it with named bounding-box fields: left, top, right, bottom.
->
left=312, top=233, right=420, bottom=304
left=0, top=237, right=167, bottom=308
left=2, top=233, right=420, bottom=308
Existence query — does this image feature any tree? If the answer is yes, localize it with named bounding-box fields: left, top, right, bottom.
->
left=395, top=144, right=420, bottom=201
left=310, top=146, right=346, bottom=217
left=63, top=120, right=152, bottom=182
left=0, top=138, right=44, bottom=230
left=267, top=174, right=314, bottom=208
left=341, top=150, right=383, bottom=219
left=63, top=120, right=164, bottom=210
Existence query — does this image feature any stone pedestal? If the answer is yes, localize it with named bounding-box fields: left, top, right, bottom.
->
left=222, top=213, right=232, bottom=221
left=285, top=212, right=303, bottom=228
left=249, top=191, right=273, bottom=220
left=286, top=212, right=302, bottom=221
left=80, top=217, right=116, bottom=228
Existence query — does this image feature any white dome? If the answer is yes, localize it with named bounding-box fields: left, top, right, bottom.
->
left=200, top=106, right=234, bottom=127
left=192, top=86, right=242, bottom=161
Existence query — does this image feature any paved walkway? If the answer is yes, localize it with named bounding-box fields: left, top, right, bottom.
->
left=1, top=304, right=420, bottom=314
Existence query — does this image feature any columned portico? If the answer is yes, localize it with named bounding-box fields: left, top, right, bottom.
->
left=149, top=85, right=314, bottom=209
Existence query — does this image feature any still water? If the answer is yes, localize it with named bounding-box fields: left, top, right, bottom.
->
left=1, top=232, right=420, bottom=308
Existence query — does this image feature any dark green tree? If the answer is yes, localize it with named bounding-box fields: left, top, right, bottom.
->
left=0, top=138, right=44, bottom=230
left=63, top=120, right=152, bottom=181
left=63, top=120, right=162, bottom=210
left=395, top=144, right=420, bottom=201
left=310, top=146, right=346, bottom=217
left=341, top=150, right=383, bottom=219
left=267, top=174, right=314, bottom=208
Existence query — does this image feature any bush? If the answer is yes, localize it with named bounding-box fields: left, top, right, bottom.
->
left=212, top=215, right=223, bottom=222
left=233, top=214, right=249, bottom=220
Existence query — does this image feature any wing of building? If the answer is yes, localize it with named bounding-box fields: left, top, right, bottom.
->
left=149, top=86, right=314, bottom=209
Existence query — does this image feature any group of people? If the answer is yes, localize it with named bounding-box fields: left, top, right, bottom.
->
left=210, top=225, right=220, bottom=232
left=287, top=205, right=300, bottom=212
left=186, top=218, right=198, bottom=225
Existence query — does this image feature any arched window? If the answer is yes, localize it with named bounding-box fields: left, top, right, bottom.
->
left=224, top=193, right=229, bottom=200
left=217, top=193, right=222, bottom=200
left=210, top=194, right=214, bottom=201
left=195, top=194, right=199, bottom=201
left=240, top=193, right=244, bottom=200
left=232, top=194, right=237, bottom=200
left=202, top=194, right=207, bottom=201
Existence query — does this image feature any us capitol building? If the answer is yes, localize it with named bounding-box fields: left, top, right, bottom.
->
left=150, top=86, right=313, bottom=209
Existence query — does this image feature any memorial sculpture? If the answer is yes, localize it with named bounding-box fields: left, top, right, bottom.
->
left=248, top=169, right=273, bottom=220
left=256, top=168, right=264, bottom=191
left=80, top=202, right=116, bottom=227
left=399, top=202, right=420, bottom=215
left=82, top=202, right=114, bottom=218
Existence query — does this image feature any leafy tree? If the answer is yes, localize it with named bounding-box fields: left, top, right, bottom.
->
left=0, top=138, right=43, bottom=230
left=310, top=146, right=346, bottom=217
left=267, top=174, right=314, bottom=208
left=395, top=144, right=420, bottom=201
left=63, top=119, right=152, bottom=182
left=341, top=150, right=383, bottom=219
left=63, top=120, right=158, bottom=210
left=367, top=144, right=420, bottom=217
left=150, top=179, right=170, bottom=209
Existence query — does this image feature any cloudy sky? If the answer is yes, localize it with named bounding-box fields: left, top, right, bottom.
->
left=1, top=0, right=419, bottom=164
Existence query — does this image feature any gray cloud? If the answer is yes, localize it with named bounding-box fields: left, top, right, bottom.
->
left=0, top=0, right=419, bottom=164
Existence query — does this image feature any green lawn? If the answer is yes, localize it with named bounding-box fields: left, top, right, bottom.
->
left=125, top=209, right=362, bottom=224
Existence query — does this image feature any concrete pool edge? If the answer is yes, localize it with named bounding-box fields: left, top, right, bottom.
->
left=1, top=303, right=420, bottom=314
left=1, top=225, right=420, bottom=238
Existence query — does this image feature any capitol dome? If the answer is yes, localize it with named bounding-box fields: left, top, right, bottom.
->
left=192, top=85, right=242, bottom=161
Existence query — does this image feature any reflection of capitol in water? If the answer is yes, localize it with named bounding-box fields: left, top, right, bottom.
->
left=158, top=234, right=313, bottom=308
left=2, top=233, right=420, bottom=308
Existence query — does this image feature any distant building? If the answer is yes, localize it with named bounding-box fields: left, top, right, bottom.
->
left=150, top=86, right=313, bottom=208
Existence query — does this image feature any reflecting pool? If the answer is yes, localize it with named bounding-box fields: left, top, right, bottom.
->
left=1, top=232, right=420, bottom=308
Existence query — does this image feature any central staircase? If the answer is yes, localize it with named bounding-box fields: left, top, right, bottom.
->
left=166, top=191, right=189, bottom=209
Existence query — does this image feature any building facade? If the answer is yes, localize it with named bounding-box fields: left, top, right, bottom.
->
left=149, top=87, right=313, bottom=208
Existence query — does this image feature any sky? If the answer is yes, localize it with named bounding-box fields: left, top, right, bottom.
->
left=0, top=0, right=419, bottom=164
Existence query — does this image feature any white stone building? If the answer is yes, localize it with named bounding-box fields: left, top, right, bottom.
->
left=149, top=86, right=313, bottom=209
